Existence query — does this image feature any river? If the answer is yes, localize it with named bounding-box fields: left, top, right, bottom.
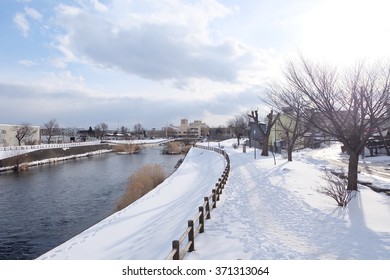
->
left=0, top=146, right=183, bottom=260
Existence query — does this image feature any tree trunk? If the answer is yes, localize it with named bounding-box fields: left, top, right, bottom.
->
left=261, top=136, right=269, bottom=156
left=347, top=151, right=359, bottom=191
left=287, top=145, right=293, bottom=161
left=236, top=136, right=240, bottom=146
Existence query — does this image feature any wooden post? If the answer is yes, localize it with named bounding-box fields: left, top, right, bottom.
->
left=204, top=197, right=211, bottom=219
left=215, top=183, right=221, bottom=199
left=212, top=189, right=217, bottom=208
left=188, top=220, right=195, bottom=252
left=199, top=206, right=205, bottom=233
left=172, top=240, right=180, bottom=260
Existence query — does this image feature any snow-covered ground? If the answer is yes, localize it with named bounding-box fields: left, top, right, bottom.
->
left=37, top=139, right=390, bottom=260
left=187, top=141, right=390, bottom=260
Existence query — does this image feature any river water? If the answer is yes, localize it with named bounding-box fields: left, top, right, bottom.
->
left=0, top=146, right=183, bottom=260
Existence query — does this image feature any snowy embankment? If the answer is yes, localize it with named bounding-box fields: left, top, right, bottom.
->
left=0, top=139, right=169, bottom=160
left=38, top=147, right=226, bottom=260
left=0, top=141, right=102, bottom=160
left=0, top=139, right=170, bottom=172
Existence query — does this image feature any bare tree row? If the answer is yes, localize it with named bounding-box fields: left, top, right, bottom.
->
left=257, top=57, right=390, bottom=191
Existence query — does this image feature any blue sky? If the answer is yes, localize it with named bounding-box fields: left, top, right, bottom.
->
left=1, top=0, right=390, bottom=130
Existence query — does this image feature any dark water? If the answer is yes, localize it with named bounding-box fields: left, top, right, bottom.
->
left=0, top=146, right=182, bottom=260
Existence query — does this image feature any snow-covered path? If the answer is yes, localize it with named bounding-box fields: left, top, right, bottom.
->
left=187, top=146, right=390, bottom=260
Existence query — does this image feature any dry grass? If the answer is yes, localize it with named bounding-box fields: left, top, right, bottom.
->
left=164, top=142, right=192, bottom=154
left=112, top=143, right=142, bottom=154
left=115, top=164, right=166, bottom=211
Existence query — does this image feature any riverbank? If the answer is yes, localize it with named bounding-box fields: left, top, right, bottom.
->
left=0, top=144, right=113, bottom=173
left=0, top=139, right=173, bottom=173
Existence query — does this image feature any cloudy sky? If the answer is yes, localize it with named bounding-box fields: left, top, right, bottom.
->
left=1, top=0, right=390, bottom=130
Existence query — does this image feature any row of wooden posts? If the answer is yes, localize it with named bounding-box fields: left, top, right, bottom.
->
left=166, top=145, right=230, bottom=260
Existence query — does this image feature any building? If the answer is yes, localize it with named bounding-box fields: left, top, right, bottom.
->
left=175, top=119, right=209, bottom=138
left=247, top=121, right=266, bottom=148
left=0, top=124, right=41, bottom=147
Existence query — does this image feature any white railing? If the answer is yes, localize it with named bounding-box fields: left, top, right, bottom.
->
left=0, top=141, right=102, bottom=152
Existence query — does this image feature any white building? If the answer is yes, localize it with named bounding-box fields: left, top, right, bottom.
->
left=176, top=119, right=209, bottom=138
left=0, top=124, right=41, bottom=147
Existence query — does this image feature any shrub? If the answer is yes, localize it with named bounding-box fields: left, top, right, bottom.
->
left=115, top=164, right=166, bottom=211
left=232, top=143, right=238, bottom=149
left=112, top=143, right=142, bottom=154
left=164, top=142, right=192, bottom=154
left=165, top=142, right=182, bottom=154
left=319, top=169, right=356, bottom=207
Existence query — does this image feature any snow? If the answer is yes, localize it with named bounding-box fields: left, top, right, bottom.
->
left=187, top=142, right=390, bottom=260
left=37, top=140, right=390, bottom=260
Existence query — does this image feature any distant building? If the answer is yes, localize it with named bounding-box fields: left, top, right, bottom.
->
left=0, top=124, right=40, bottom=147
left=247, top=121, right=266, bottom=148
left=175, top=119, right=209, bottom=138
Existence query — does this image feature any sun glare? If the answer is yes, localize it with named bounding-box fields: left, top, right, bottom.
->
left=298, top=0, right=390, bottom=65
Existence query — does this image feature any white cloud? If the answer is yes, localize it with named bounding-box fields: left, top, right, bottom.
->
left=14, top=13, right=29, bottom=37
left=52, top=0, right=272, bottom=86
left=25, top=7, right=42, bottom=20
left=18, top=59, right=38, bottom=67
left=14, top=7, right=42, bottom=37
left=90, top=0, right=108, bottom=12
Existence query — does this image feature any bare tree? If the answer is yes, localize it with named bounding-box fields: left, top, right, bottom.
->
left=120, top=126, right=130, bottom=139
left=284, top=57, right=390, bottom=190
left=227, top=114, right=249, bottom=146
left=265, top=85, right=312, bottom=161
left=14, top=123, right=36, bottom=146
left=94, top=123, right=108, bottom=139
left=133, top=123, right=144, bottom=138
left=248, top=109, right=280, bottom=156
left=43, top=119, right=59, bottom=144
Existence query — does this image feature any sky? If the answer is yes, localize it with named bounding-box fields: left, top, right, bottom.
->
left=2, top=0, right=390, bottom=130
